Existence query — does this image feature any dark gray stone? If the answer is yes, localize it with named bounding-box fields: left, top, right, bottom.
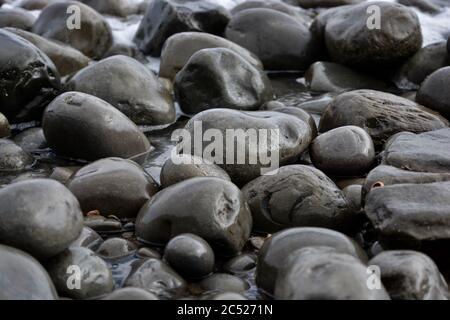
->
left=96, top=238, right=137, bottom=259
left=398, top=0, right=443, bottom=14
left=255, top=227, right=367, bottom=295
left=32, top=1, right=113, bottom=59
left=242, top=165, right=353, bottom=233
left=199, top=273, right=249, bottom=293
left=0, top=244, right=58, bottom=300
left=174, top=48, right=272, bottom=114
left=223, top=253, right=256, bottom=275
left=102, top=287, right=158, bottom=300
left=42, top=92, right=152, bottom=164
left=79, top=0, right=135, bottom=17
left=66, top=55, right=175, bottom=125
left=68, top=158, right=158, bottom=218
left=0, top=139, right=34, bottom=172
left=134, top=0, right=230, bottom=56
left=70, top=226, right=104, bottom=251
left=417, top=67, right=450, bottom=119
left=136, top=177, right=252, bottom=256
left=274, top=247, right=390, bottom=300
left=47, top=247, right=114, bottom=299
left=319, top=90, right=449, bottom=147
left=310, top=126, right=375, bottom=176
left=0, top=7, right=35, bottom=30
left=13, top=127, right=47, bottom=153
left=0, top=179, right=83, bottom=259
left=287, top=0, right=364, bottom=8
left=225, top=8, right=320, bottom=70
left=5, top=27, right=91, bottom=77
left=163, top=233, right=215, bottom=279
left=369, top=250, right=450, bottom=300
left=0, top=29, right=60, bottom=123
left=124, top=258, right=186, bottom=298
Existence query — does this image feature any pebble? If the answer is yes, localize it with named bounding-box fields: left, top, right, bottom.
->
left=66, top=55, right=176, bottom=126
left=70, top=226, right=104, bottom=251
left=68, top=157, right=158, bottom=219
left=255, top=227, right=367, bottom=295
left=242, top=165, right=353, bottom=233
left=32, top=1, right=113, bottom=59
left=0, top=179, right=83, bottom=259
left=223, top=253, right=257, bottom=275
left=174, top=48, right=272, bottom=114
left=102, top=287, right=159, bottom=300
left=199, top=273, right=249, bottom=293
left=96, top=238, right=137, bottom=259
left=0, top=244, right=58, bottom=300
left=134, top=0, right=230, bottom=56
left=310, top=126, right=375, bottom=176
left=319, top=89, right=449, bottom=147
left=163, top=233, right=215, bottom=279
left=226, top=8, right=320, bottom=70
left=42, top=92, right=152, bottom=164
left=0, top=139, right=34, bottom=172
left=136, top=177, right=252, bottom=256
left=0, top=29, right=60, bottom=123
left=0, top=7, right=35, bottom=30
left=369, top=250, right=450, bottom=300
left=0, top=112, right=9, bottom=138
left=416, top=66, right=450, bottom=119
left=47, top=247, right=114, bottom=299
left=13, top=127, right=47, bottom=152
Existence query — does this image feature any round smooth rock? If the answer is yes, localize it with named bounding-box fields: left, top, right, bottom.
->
left=0, top=244, right=58, bottom=300
left=0, top=112, right=9, bottom=138
left=136, top=177, right=252, bottom=256
left=79, top=0, right=135, bottom=17
left=291, top=0, right=364, bottom=8
left=255, top=227, right=367, bottom=295
left=163, top=233, right=215, bottom=279
left=319, top=89, right=449, bottom=147
left=417, top=67, right=450, bottom=119
left=242, top=165, right=352, bottom=233
left=394, top=42, right=450, bottom=88
left=182, top=109, right=313, bottom=185
left=32, top=1, right=113, bottom=59
left=174, top=48, right=272, bottom=114
left=96, top=238, right=137, bottom=259
left=159, top=32, right=263, bottom=79
left=137, top=247, right=162, bottom=260
left=66, top=55, right=175, bottom=125
left=306, top=61, right=387, bottom=92
left=0, top=29, right=60, bottom=123
left=18, top=0, right=59, bottom=10
left=199, top=273, right=249, bottom=293
left=13, top=127, right=47, bottom=152
left=369, top=250, right=450, bottom=300
left=311, top=1, right=422, bottom=69
left=160, top=154, right=231, bottom=188
left=5, top=27, right=90, bottom=77
left=225, top=8, right=320, bottom=70
left=231, top=0, right=312, bottom=23
left=342, top=184, right=363, bottom=213
left=0, top=139, right=34, bottom=172
left=134, top=0, right=231, bottom=56
left=42, top=92, right=152, bottom=164
left=398, top=0, right=443, bottom=14
left=0, top=179, right=83, bottom=260
left=68, top=158, right=158, bottom=218
left=0, top=7, right=35, bottom=30
left=124, top=258, right=186, bottom=298
left=310, top=126, right=375, bottom=176
left=102, top=287, right=158, bottom=300
left=47, top=247, right=114, bottom=299
left=274, top=247, right=390, bottom=300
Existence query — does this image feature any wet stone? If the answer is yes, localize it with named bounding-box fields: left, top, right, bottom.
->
left=242, top=165, right=353, bottom=233
left=0, top=244, right=58, bottom=300
left=255, top=227, right=367, bottom=295
left=136, top=177, right=252, bottom=256
left=369, top=250, right=450, bottom=300
left=66, top=55, right=176, bottom=126
left=42, top=92, right=152, bottom=164
left=319, top=89, right=449, bottom=147
left=0, top=139, right=34, bottom=172
left=199, top=273, right=249, bottom=293
left=0, top=112, right=9, bottom=138
left=310, top=126, right=375, bottom=176
left=70, top=226, right=104, bottom=251
left=124, top=258, right=187, bottom=299
left=68, top=157, right=159, bottom=219
left=416, top=67, right=450, bottom=119
left=134, top=0, right=231, bottom=56
left=163, top=233, right=215, bottom=280
left=13, top=127, right=47, bottom=153
left=84, top=215, right=123, bottom=233
left=225, top=8, right=320, bottom=71
left=160, top=154, right=231, bottom=188
left=0, top=7, right=35, bottom=30
left=47, top=247, right=114, bottom=300
left=102, top=287, right=159, bottom=300
left=223, top=253, right=257, bottom=275
left=96, top=238, right=137, bottom=259
left=32, top=1, right=113, bottom=59
left=174, top=48, right=272, bottom=114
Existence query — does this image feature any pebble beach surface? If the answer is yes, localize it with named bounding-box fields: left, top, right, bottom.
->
left=1, top=0, right=450, bottom=300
